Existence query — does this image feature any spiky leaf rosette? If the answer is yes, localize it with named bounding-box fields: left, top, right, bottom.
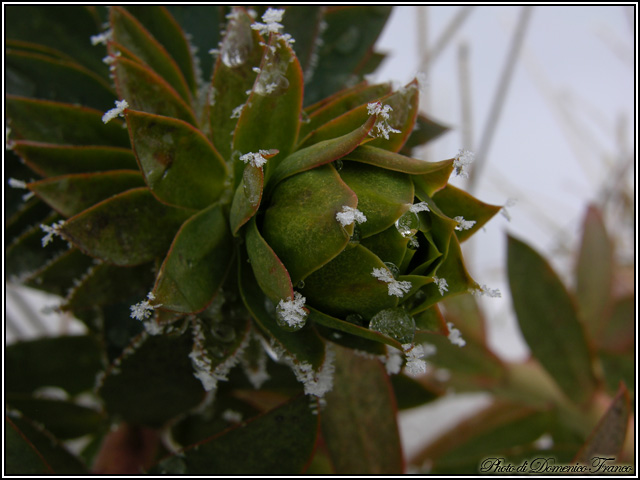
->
left=6, top=6, right=498, bottom=474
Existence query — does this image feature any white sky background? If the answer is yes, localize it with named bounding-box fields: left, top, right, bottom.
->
left=371, top=5, right=636, bottom=459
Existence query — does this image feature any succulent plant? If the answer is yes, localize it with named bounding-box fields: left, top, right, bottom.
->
left=6, top=6, right=503, bottom=474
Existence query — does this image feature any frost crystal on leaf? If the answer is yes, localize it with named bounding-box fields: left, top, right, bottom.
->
left=469, top=284, right=502, bottom=298
left=90, top=29, right=112, bottom=46
left=230, top=103, right=245, bottom=119
left=239, top=150, right=270, bottom=168
left=102, top=99, right=128, bottom=124
left=276, top=292, right=308, bottom=329
left=130, top=292, right=162, bottom=321
left=453, top=216, right=476, bottom=231
left=500, top=197, right=517, bottom=221
left=447, top=322, right=466, bottom=347
left=432, top=275, right=448, bottom=296
left=251, top=8, right=285, bottom=36
left=371, top=267, right=412, bottom=298
left=453, top=149, right=474, bottom=178
left=335, top=205, right=367, bottom=227
left=222, top=409, right=243, bottom=424
left=367, top=102, right=401, bottom=140
left=410, top=202, right=430, bottom=213
left=8, top=178, right=27, bottom=189
left=288, top=343, right=335, bottom=398
left=40, top=221, right=65, bottom=247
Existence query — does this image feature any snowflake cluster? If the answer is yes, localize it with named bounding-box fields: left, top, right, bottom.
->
left=276, top=292, right=308, bottom=329
left=239, top=150, right=270, bottom=168
left=432, top=275, right=449, bottom=296
left=130, top=292, right=161, bottom=321
left=410, top=202, right=430, bottom=213
left=469, top=284, right=502, bottom=298
left=371, top=267, right=412, bottom=298
left=335, top=205, right=367, bottom=227
left=251, top=8, right=285, bottom=36
left=90, top=29, right=112, bottom=46
left=102, top=99, right=129, bottom=124
left=40, top=221, right=66, bottom=247
left=453, top=216, right=476, bottom=231
left=367, top=102, right=401, bottom=140
left=447, top=322, right=466, bottom=347
left=453, top=149, right=474, bottom=178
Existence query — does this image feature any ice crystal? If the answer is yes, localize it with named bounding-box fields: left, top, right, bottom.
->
left=403, top=344, right=427, bottom=376
left=221, top=409, right=243, bottom=424
left=371, top=267, right=412, bottom=298
left=454, top=149, right=474, bottom=178
left=276, top=292, right=308, bottom=329
left=230, top=103, right=245, bottom=119
left=335, top=205, right=367, bottom=227
left=102, top=99, right=128, bottom=124
left=447, top=322, right=466, bottom=347
left=90, top=29, right=112, bottom=46
left=8, top=178, right=27, bottom=189
left=500, top=197, right=517, bottom=221
left=130, top=292, right=161, bottom=321
left=432, top=275, right=448, bottom=296
left=239, top=150, right=270, bottom=168
left=410, top=202, right=430, bottom=213
left=367, top=102, right=401, bottom=140
left=469, top=284, right=502, bottom=298
left=251, top=8, right=285, bottom=36
left=40, top=221, right=65, bottom=247
left=288, top=344, right=335, bottom=397
left=453, top=216, right=476, bottom=231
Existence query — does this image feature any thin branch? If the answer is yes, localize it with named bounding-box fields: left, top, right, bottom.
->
left=419, top=6, right=475, bottom=72
left=457, top=41, right=474, bottom=150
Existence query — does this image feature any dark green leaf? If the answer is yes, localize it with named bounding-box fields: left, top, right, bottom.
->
left=507, top=235, right=597, bottom=404
left=7, top=395, right=106, bottom=440
left=597, top=295, right=634, bottom=352
left=574, top=384, right=631, bottom=462
left=229, top=163, right=264, bottom=234
left=321, top=345, right=403, bottom=474
left=113, top=57, right=196, bottom=125
left=6, top=335, right=103, bottom=395
left=6, top=96, right=130, bottom=147
left=390, top=373, right=440, bottom=410
left=29, top=170, right=145, bottom=217
left=6, top=414, right=87, bottom=474
left=13, top=142, right=137, bottom=177
left=280, top=6, right=325, bottom=81
left=61, top=187, right=194, bottom=266
left=111, top=7, right=192, bottom=103
left=127, top=110, right=227, bottom=209
left=346, top=144, right=454, bottom=175
left=155, top=395, right=318, bottom=475
left=575, top=205, right=614, bottom=340
left=24, top=248, right=95, bottom=297
left=400, top=113, right=449, bottom=156
left=99, top=330, right=206, bottom=426
left=263, top=165, right=356, bottom=284
left=360, top=224, right=409, bottom=268
left=154, top=204, right=233, bottom=313
left=6, top=49, right=115, bottom=111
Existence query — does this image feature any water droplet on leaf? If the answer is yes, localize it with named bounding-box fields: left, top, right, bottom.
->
left=369, top=308, right=416, bottom=344
left=384, top=262, right=400, bottom=279
left=346, top=224, right=361, bottom=249
left=221, top=14, right=253, bottom=67
left=345, top=313, right=364, bottom=326
left=395, top=210, right=419, bottom=238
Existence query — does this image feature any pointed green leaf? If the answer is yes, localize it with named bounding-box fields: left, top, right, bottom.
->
left=368, top=81, right=420, bottom=152
left=360, top=224, right=409, bottom=268
left=600, top=351, right=635, bottom=399
left=6, top=335, right=103, bottom=395
left=154, top=204, right=233, bottom=313
left=127, top=109, right=227, bottom=209
left=6, top=39, right=75, bottom=63
left=6, top=96, right=130, bottom=147
left=155, top=395, right=318, bottom=475
left=113, top=57, right=196, bottom=125
left=507, top=235, right=597, bottom=404
left=303, top=6, right=392, bottom=105
left=321, top=345, right=403, bottom=474
left=575, top=205, right=614, bottom=340
left=208, top=9, right=265, bottom=161
left=346, top=144, right=454, bottom=176
left=299, top=82, right=392, bottom=140
left=28, top=170, right=144, bottom=217
left=597, top=295, right=634, bottom=352
left=98, top=331, right=206, bottom=426
left=238, top=249, right=326, bottom=371
left=390, top=373, right=440, bottom=410
left=5, top=194, right=51, bottom=247
left=339, top=161, right=413, bottom=238
left=6, top=414, right=87, bottom=475
left=7, top=395, right=106, bottom=440
left=13, top=142, right=137, bottom=177
left=6, top=49, right=115, bottom=111
left=23, top=248, right=95, bottom=297
left=574, top=384, right=631, bottom=463
left=233, top=35, right=304, bottom=181
left=400, top=113, right=449, bottom=155
left=111, top=7, right=192, bottom=103
left=124, top=6, right=198, bottom=93
left=229, top=163, right=264, bottom=234
left=280, top=6, right=325, bottom=82
left=302, top=245, right=397, bottom=319
left=263, top=165, right=356, bottom=284
left=65, top=262, right=155, bottom=311
left=432, top=184, right=502, bottom=242
left=267, top=116, right=376, bottom=190
left=413, top=305, right=448, bottom=335
left=61, top=187, right=194, bottom=266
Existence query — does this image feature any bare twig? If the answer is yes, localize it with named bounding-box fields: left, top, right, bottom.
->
left=457, top=41, right=474, bottom=150
left=419, top=6, right=475, bottom=71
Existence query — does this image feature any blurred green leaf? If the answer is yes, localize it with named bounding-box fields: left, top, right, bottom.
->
left=6, top=414, right=87, bottom=474
left=263, top=165, right=356, bottom=284
left=154, top=204, right=233, bottom=313
left=6, top=96, right=130, bottom=147
left=24, top=248, right=95, bottom=297
left=400, top=113, right=449, bottom=156
left=61, top=187, right=194, bottom=266
left=6, top=335, right=103, bottom=395
left=7, top=395, right=106, bottom=440
left=280, top=6, right=324, bottom=81
left=575, top=205, right=614, bottom=341
left=99, top=330, right=206, bottom=426
left=574, top=384, right=631, bottom=463
left=600, top=351, right=635, bottom=400
left=321, top=345, right=403, bottom=474
left=127, top=110, right=227, bottom=209
left=391, top=373, right=441, bottom=410
left=346, top=144, right=454, bottom=176
left=29, top=170, right=145, bottom=217
left=154, top=395, right=318, bottom=475
left=507, top=235, right=597, bottom=405
left=597, top=295, right=634, bottom=352
left=14, top=143, right=137, bottom=177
